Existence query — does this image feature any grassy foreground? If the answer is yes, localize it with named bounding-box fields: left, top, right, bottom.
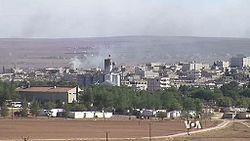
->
left=173, top=121, right=250, bottom=141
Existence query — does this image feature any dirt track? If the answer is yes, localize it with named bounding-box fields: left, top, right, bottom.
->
left=0, top=118, right=218, bottom=140
left=174, top=121, right=250, bottom=141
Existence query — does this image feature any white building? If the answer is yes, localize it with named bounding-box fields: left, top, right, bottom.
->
left=123, top=80, right=148, bottom=91
left=182, top=62, right=209, bottom=72
left=104, top=73, right=121, bottom=86
left=135, top=66, right=159, bottom=79
left=160, top=77, right=171, bottom=89
left=144, top=70, right=159, bottom=78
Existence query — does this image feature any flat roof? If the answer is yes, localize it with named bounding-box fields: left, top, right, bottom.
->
left=16, top=87, right=75, bottom=93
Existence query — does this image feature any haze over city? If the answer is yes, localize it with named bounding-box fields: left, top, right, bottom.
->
left=2, top=1, right=250, bottom=141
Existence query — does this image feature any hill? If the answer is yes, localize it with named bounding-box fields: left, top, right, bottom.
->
left=0, top=36, right=250, bottom=69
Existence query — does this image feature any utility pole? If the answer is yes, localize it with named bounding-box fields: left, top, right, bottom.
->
left=149, top=123, right=152, bottom=141
left=105, top=131, right=109, bottom=141
left=12, top=105, right=14, bottom=120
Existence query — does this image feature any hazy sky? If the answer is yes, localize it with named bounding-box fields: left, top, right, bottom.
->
left=0, top=0, right=250, bottom=38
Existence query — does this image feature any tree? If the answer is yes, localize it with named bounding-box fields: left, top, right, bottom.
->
left=190, top=88, right=221, bottom=102
left=239, top=88, right=250, bottom=97
left=236, top=97, right=248, bottom=108
left=45, top=101, right=56, bottom=111
left=0, top=81, right=17, bottom=106
left=217, top=97, right=232, bottom=107
left=30, top=100, right=40, bottom=117
left=156, top=112, right=166, bottom=120
left=194, top=99, right=202, bottom=112
left=178, top=85, right=191, bottom=95
left=63, top=104, right=71, bottom=118
left=220, top=81, right=240, bottom=98
left=182, top=97, right=196, bottom=111
left=71, top=102, right=86, bottom=111
left=21, top=100, right=29, bottom=117
left=80, top=87, right=94, bottom=109
left=1, top=103, right=9, bottom=117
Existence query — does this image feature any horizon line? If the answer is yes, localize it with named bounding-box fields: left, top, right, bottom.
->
left=0, top=35, right=250, bottom=39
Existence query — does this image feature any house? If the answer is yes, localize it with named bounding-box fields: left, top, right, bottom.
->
left=16, top=86, right=82, bottom=103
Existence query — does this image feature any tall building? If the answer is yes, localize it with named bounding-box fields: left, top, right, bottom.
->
left=214, top=60, right=229, bottom=71
left=230, top=55, right=250, bottom=68
left=103, top=55, right=121, bottom=86
left=77, top=72, right=105, bottom=86
left=104, top=55, right=114, bottom=74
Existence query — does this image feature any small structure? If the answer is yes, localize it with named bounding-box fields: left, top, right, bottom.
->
left=169, top=110, right=181, bottom=119
left=46, top=108, right=65, bottom=117
left=235, top=112, right=250, bottom=119
left=223, top=112, right=236, bottom=119
left=68, top=111, right=113, bottom=119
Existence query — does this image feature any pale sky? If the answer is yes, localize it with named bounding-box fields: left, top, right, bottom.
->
left=0, top=0, right=250, bottom=38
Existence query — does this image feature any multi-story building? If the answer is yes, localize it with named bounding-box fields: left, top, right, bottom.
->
left=77, top=72, right=105, bottom=86
left=122, top=80, right=148, bottom=91
left=160, top=77, right=171, bottom=89
left=16, top=86, right=82, bottom=103
left=181, top=62, right=209, bottom=72
left=104, top=55, right=115, bottom=74
left=147, top=77, right=171, bottom=91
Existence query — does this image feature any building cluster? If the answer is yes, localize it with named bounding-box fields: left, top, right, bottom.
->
left=1, top=55, right=250, bottom=94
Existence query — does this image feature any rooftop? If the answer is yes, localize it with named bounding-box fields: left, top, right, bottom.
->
left=16, top=86, right=75, bottom=93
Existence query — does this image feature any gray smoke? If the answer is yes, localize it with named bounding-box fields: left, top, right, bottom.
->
left=0, top=0, right=250, bottom=38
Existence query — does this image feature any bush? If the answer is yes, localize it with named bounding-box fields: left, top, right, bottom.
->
left=21, top=100, right=29, bottom=117
left=1, top=104, right=9, bottom=117
left=157, top=112, right=166, bottom=120
left=30, top=100, right=40, bottom=117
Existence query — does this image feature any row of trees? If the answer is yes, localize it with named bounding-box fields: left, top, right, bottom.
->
left=0, top=81, right=17, bottom=106
left=0, top=99, right=40, bottom=118
left=1, top=80, right=250, bottom=117
left=79, top=86, right=202, bottom=114
left=78, top=81, right=250, bottom=114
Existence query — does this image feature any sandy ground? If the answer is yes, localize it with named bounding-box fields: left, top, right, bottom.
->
left=0, top=118, right=218, bottom=140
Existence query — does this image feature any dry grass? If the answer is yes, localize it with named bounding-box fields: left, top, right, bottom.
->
left=0, top=118, right=218, bottom=140
left=174, top=121, right=250, bottom=141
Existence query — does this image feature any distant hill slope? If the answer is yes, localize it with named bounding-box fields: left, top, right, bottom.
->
left=0, top=36, right=250, bottom=69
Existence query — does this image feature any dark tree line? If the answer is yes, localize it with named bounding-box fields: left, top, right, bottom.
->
left=78, top=81, right=250, bottom=114
left=78, top=86, right=202, bottom=114
left=1, top=80, right=250, bottom=117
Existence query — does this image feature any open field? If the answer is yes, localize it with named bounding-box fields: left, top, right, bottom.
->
left=174, top=121, right=250, bottom=141
left=0, top=118, right=219, bottom=141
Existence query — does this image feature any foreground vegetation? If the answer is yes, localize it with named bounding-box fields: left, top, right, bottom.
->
left=1, top=80, right=250, bottom=117
left=79, top=81, right=250, bottom=114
